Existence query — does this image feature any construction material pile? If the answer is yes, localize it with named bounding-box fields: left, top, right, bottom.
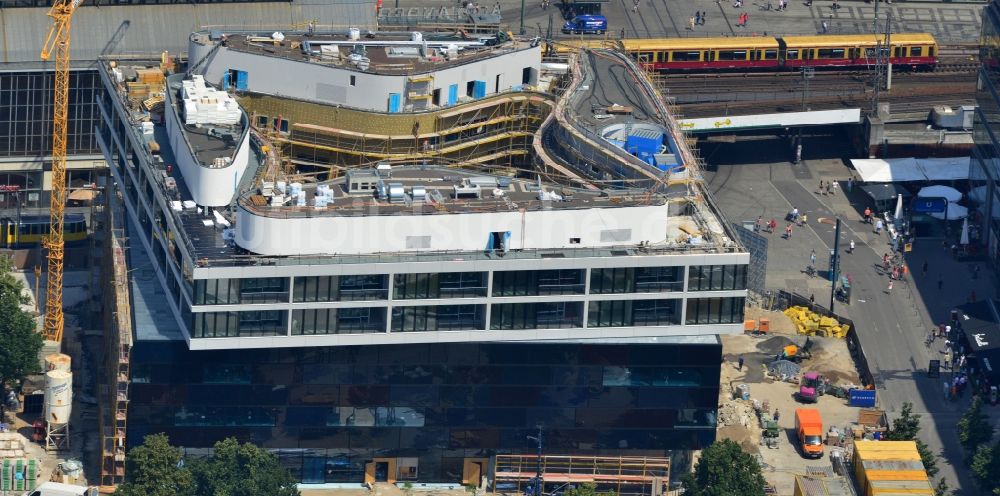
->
left=181, top=75, right=241, bottom=126
left=718, top=399, right=757, bottom=428
left=783, top=306, right=850, bottom=338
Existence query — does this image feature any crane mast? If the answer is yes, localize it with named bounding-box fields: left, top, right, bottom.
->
left=40, top=0, right=83, bottom=343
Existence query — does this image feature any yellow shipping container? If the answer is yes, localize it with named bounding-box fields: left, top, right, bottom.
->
left=853, top=441, right=930, bottom=496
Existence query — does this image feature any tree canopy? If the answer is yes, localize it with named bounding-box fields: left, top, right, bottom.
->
left=115, top=434, right=195, bottom=496
left=191, top=438, right=299, bottom=496
left=958, top=397, right=994, bottom=453
left=970, top=440, right=1000, bottom=494
left=681, top=439, right=766, bottom=496
left=0, top=254, right=42, bottom=389
left=115, top=435, right=298, bottom=496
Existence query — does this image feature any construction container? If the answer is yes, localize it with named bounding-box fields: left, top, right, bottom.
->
left=852, top=441, right=933, bottom=496
left=793, top=474, right=852, bottom=496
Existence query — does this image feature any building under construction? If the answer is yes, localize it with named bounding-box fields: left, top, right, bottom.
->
left=93, top=24, right=746, bottom=491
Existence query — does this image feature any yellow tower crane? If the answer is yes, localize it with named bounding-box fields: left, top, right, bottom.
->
left=40, top=0, right=84, bottom=343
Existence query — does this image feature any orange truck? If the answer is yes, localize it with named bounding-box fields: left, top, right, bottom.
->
left=795, top=408, right=824, bottom=458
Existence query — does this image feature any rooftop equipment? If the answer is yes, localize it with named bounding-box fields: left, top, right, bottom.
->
left=454, top=183, right=481, bottom=199
left=388, top=183, right=406, bottom=203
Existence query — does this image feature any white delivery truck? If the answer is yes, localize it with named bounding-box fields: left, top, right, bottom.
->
left=22, top=481, right=96, bottom=496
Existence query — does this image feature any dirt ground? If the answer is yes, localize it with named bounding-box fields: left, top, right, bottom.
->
left=717, top=311, right=869, bottom=496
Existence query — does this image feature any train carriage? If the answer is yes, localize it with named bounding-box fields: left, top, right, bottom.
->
left=549, top=33, right=938, bottom=72
left=621, top=37, right=782, bottom=71
left=778, top=33, right=937, bottom=70
left=0, top=214, right=87, bottom=248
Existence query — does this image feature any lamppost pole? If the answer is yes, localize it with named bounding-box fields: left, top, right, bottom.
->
left=520, top=0, right=527, bottom=35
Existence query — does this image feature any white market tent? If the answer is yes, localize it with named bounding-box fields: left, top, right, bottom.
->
left=851, top=157, right=970, bottom=183
left=917, top=185, right=963, bottom=202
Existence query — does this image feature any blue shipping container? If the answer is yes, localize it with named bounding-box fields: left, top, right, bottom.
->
left=848, top=388, right=877, bottom=408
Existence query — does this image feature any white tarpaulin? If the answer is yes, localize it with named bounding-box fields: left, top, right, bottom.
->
left=918, top=185, right=963, bottom=202
left=851, top=157, right=970, bottom=182
left=920, top=157, right=971, bottom=181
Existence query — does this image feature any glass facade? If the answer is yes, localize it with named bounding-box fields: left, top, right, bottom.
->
left=687, top=265, right=748, bottom=292
left=490, top=302, right=585, bottom=329
left=128, top=340, right=721, bottom=483
left=492, top=269, right=586, bottom=296
left=590, top=267, right=684, bottom=293
left=293, top=275, right=389, bottom=302
left=392, top=305, right=486, bottom=332
left=0, top=71, right=101, bottom=158
left=685, top=297, right=746, bottom=325
left=194, top=277, right=289, bottom=304
left=394, top=272, right=487, bottom=299
left=588, top=299, right=682, bottom=327
left=976, top=2, right=1000, bottom=269
left=291, top=308, right=388, bottom=335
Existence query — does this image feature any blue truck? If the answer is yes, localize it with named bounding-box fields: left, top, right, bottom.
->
left=562, top=14, right=607, bottom=34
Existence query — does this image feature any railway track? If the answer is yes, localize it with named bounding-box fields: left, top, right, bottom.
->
left=675, top=83, right=976, bottom=119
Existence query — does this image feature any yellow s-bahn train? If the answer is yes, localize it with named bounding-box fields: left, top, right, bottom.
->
left=1, top=214, right=87, bottom=248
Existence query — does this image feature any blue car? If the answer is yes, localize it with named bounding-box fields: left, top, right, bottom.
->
left=562, top=14, right=607, bottom=34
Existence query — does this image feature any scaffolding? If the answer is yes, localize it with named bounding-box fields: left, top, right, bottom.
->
left=493, top=455, right=670, bottom=496
left=238, top=92, right=551, bottom=172
left=97, top=192, right=133, bottom=490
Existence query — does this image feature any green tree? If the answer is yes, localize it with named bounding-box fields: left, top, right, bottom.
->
left=933, top=477, right=949, bottom=496
left=958, top=397, right=994, bottom=453
left=0, top=254, right=42, bottom=389
left=115, top=434, right=195, bottom=496
left=564, top=483, right=616, bottom=496
left=884, top=403, right=938, bottom=477
left=191, top=438, right=299, bottom=496
left=970, top=441, right=1000, bottom=494
left=886, top=402, right=922, bottom=441
left=681, top=439, right=765, bottom=496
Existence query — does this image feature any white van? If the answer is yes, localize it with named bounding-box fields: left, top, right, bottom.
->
left=22, top=482, right=96, bottom=496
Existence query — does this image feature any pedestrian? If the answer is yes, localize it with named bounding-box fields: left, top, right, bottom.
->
left=785, top=224, right=793, bottom=238
left=875, top=219, right=884, bottom=235
left=620, top=27, right=626, bottom=38
left=791, top=207, right=799, bottom=222
left=827, top=181, right=834, bottom=195
left=809, top=293, right=816, bottom=307
left=755, top=215, right=763, bottom=232
left=687, top=16, right=695, bottom=29
left=891, top=266, right=899, bottom=280
left=810, top=249, right=817, bottom=267
left=769, top=218, right=777, bottom=233
left=886, top=280, right=893, bottom=294
left=821, top=20, right=828, bottom=34
left=738, top=356, right=744, bottom=370
left=938, top=278, right=943, bottom=290
left=900, top=264, right=907, bottom=280
left=743, top=12, right=749, bottom=27
left=695, top=12, right=701, bottom=25
left=799, top=213, right=808, bottom=226
left=848, top=240, right=855, bottom=254
left=773, top=409, right=780, bottom=422
left=700, top=11, right=707, bottom=24
left=633, top=0, right=640, bottom=12
left=922, top=261, right=928, bottom=277
left=818, top=180, right=824, bottom=194
left=864, top=206, right=872, bottom=224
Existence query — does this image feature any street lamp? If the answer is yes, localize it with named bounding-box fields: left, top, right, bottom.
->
left=526, top=426, right=543, bottom=496
left=519, top=0, right=526, bottom=35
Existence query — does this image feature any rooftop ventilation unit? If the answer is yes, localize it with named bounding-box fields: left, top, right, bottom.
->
left=388, top=183, right=406, bottom=204
left=411, top=186, right=427, bottom=202
left=454, top=184, right=481, bottom=199
left=376, top=162, right=392, bottom=177
left=466, top=176, right=498, bottom=189
left=347, top=170, right=379, bottom=193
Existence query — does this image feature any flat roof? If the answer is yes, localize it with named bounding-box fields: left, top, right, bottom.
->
left=241, top=167, right=663, bottom=218
left=215, top=31, right=528, bottom=76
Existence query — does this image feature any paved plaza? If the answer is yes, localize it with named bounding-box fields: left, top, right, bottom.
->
left=701, top=128, right=998, bottom=494
left=394, top=0, right=985, bottom=42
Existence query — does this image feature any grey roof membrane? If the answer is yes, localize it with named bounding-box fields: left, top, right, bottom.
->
left=126, top=213, right=185, bottom=342
left=0, top=0, right=377, bottom=66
